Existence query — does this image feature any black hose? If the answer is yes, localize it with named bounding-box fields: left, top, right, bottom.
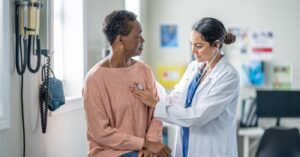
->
left=20, top=75, right=26, bottom=157
left=27, top=35, right=41, bottom=73
left=15, top=6, right=27, bottom=75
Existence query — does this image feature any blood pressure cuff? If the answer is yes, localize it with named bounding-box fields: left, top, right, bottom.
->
left=48, top=77, right=65, bottom=111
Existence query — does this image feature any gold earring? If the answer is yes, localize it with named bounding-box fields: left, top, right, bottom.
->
left=120, top=44, right=124, bottom=53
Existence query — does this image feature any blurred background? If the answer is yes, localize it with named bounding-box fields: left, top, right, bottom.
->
left=1, top=0, right=300, bottom=157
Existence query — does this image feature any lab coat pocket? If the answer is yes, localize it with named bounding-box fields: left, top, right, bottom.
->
left=191, top=128, right=213, bottom=154
left=213, top=132, right=230, bottom=155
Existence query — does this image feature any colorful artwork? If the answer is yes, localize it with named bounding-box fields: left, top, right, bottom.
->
left=272, top=64, right=293, bottom=90
left=156, top=65, right=186, bottom=89
left=228, top=28, right=274, bottom=60
left=160, top=25, right=178, bottom=48
left=249, top=30, right=274, bottom=59
left=228, top=27, right=250, bottom=54
left=240, top=61, right=265, bottom=87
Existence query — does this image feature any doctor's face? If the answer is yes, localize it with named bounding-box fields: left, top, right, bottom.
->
left=190, top=30, right=215, bottom=62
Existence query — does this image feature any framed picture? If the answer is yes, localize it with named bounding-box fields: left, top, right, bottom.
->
left=156, top=65, right=186, bottom=89
left=160, top=24, right=178, bottom=48
left=240, top=60, right=265, bottom=87
left=272, top=64, right=293, bottom=90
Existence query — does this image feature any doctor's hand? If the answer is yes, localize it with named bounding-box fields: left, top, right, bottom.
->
left=129, top=83, right=159, bottom=108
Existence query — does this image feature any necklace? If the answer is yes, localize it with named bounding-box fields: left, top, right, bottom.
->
left=108, top=57, right=112, bottom=68
left=108, top=57, right=132, bottom=68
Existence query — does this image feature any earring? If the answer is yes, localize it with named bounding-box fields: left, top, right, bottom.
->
left=216, top=47, right=219, bottom=53
left=120, top=44, right=124, bottom=53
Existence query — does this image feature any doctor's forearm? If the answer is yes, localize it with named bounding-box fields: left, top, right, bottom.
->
left=153, top=100, right=208, bottom=127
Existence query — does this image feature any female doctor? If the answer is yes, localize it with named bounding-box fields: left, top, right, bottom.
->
left=130, top=17, right=239, bottom=157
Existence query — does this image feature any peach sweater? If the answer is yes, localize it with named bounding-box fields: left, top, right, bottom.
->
left=82, top=61, right=162, bottom=157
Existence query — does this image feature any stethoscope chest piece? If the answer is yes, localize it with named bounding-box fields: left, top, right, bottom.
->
left=136, top=83, right=144, bottom=91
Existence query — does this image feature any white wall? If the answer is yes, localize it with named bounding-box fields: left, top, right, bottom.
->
left=86, top=0, right=124, bottom=71
left=0, top=1, right=23, bottom=157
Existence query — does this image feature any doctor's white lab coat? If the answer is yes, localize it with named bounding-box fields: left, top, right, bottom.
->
left=155, top=57, right=239, bottom=157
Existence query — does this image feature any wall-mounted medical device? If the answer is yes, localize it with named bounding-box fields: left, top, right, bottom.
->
left=15, top=0, right=56, bottom=135
left=15, top=0, right=43, bottom=75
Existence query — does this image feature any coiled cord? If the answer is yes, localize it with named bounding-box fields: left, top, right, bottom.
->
left=39, top=56, right=51, bottom=133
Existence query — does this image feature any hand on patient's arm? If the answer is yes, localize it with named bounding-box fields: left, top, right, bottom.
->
left=142, top=139, right=171, bottom=157
left=129, top=83, right=159, bottom=108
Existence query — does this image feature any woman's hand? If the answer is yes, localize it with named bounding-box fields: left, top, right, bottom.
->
left=141, top=139, right=171, bottom=157
left=138, top=149, right=155, bottom=157
left=129, top=83, right=159, bottom=108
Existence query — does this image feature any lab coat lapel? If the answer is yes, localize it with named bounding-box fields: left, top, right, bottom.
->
left=183, top=62, right=204, bottom=95
left=195, top=77, right=212, bottom=94
left=194, top=57, right=226, bottom=95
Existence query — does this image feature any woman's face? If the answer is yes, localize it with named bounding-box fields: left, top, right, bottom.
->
left=190, top=30, right=216, bottom=62
left=122, top=20, right=144, bottom=57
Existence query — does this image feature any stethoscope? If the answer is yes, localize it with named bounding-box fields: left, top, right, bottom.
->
left=195, top=49, right=221, bottom=84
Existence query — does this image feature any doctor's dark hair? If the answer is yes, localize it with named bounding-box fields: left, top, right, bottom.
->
left=192, top=17, right=236, bottom=47
left=102, top=10, right=137, bottom=45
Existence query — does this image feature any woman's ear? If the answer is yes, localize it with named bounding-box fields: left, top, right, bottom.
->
left=116, top=35, right=123, bottom=44
left=213, top=40, right=221, bottom=48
